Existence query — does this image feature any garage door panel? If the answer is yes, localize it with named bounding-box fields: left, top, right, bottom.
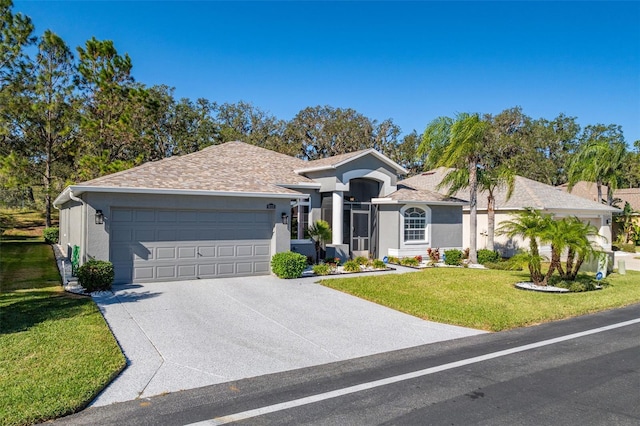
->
left=156, top=247, right=176, bottom=260
left=178, top=247, right=196, bottom=259
left=135, top=210, right=155, bottom=222
left=236, top=245, right=253, bottom=256
left=255, top=262, right=270, bottom=273
left=134, top=267, right=154, bottom=280
left=217, top=263, right=235, bottom=275
left=178, top=265, right=196, bottom=277
left=255, top=245, right=270, bottom=256
left=236, top=262, right=253, bottom=274
left=110, top=208, right=273, bottom=283
left=198, top=246, right=216, bottom=258
left=135, top=229, right=155, bottom=241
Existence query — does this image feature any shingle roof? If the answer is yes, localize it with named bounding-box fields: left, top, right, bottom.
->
left=557, top=181, right=608, bottom=203
left=78, top=141, right=313, bottom=195
left=296, top=148, right=407, bottom=174
left=614, top=188, right=640, bottom=211
left=400, top=167, right=618, bottom=212
left=382, top=184, right=466, bottom=204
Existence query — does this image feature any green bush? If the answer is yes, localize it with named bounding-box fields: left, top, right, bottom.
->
left=42, top=227, right=59, bottom=244
left=616, top=243, right=637, bottom=253
left=400, top=257, right=420, bottom=267
left=444, top=249, right=463, bottom=266
left=372, top=259, right=386, bottom=269
left=354, top=256, right=368, bottom=265
left=342, top=260, right=361, bottom=272
left=477, top=249, right=500, bottom=265
left=551, top=275, right=603, bottom=292
left=77, top=260, right=114, bottom=292
left=387, top=256, right=399, bottom=264
left=312, top=263, right=332, bottom=276
left=271, top=251, right=307, bottom=279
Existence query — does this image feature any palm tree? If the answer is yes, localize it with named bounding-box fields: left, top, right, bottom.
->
left=419, top=113, right=489, bottom=263
left=568, top=126, right=626, bottom=206
left=307, top=220, right=332, bottom=263
left=556, top=217, right=601, bottom=281
left=497, top=208, right=553, bottom=286
left=437, top=165, right=515, bottom=252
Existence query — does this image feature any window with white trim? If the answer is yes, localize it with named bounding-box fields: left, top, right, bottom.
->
left=404, top=207, right=426, bottom=241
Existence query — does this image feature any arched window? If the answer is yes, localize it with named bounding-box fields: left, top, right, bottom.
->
left=404, top=207, right=426, bottom=241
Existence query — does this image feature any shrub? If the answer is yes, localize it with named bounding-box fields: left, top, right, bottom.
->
left=342, top=260, right=361, bottom=272
left=400, top=257, right=420, bottom=267
left=372, top=259, right=386, bottom=269
left=444, top=249, right=463, bottom=266
left=271, top=251, right=307, bottom=279
left=551, top=275, right=603, bottom=292
left=414, top=255, right=423, bottom=263
left=324, top=257, right=341, bottom=266
left=43, top=227, right=59, bottom=244
left=77, top=260, right=114, bottom=292
left=354, top=256, right=368, bottom=265
left=427, top=248, right=440, bottom=262
left=477, top=249, right=500, bottom=265
left=616, top=243, right=637, bottom=253
left=312, top=263, right=331, bottom=276
left=387, top=256, right=400, bottom=264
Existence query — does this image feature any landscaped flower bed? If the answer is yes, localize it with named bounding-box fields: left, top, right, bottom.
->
left=305, top=256, right=393, bottom=276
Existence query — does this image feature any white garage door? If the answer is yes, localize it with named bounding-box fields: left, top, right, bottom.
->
left=110, top=208, right=273, bottom=283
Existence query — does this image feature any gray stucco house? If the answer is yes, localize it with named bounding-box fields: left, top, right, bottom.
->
left=54, top=141, right=465, bottom=283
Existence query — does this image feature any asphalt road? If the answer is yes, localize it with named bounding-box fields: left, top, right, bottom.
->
left=52, top=303, right=640, bottom=426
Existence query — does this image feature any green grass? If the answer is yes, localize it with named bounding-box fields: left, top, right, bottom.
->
left=0, top=239, right=125, bottom=425
left=321, top=268, right=640, bottom=332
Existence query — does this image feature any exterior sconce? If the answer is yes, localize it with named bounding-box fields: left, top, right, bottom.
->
left=266, top=203, right=276, bottom=210
left=95, top=210, right=104, bottom=225
left=281, top=212, right=288, bottom=225
left=605, top=218, right=611, bottom=225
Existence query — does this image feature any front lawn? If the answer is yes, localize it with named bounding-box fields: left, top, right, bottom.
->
left=0, top=235, right=125, bottom=425
left=321, top=268, right=640, bottom=332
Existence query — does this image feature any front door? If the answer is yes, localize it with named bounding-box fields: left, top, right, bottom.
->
left=351, top=210, right=370, bottom=258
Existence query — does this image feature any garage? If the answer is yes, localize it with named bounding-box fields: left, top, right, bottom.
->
left=109, top=208, right=273, bottom=283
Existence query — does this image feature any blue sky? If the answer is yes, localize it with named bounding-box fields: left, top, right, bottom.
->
left=14, top=1, right=640, bottom=144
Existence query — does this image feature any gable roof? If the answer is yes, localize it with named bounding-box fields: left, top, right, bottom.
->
left=557, top=181, right=608, bottom=203
left=295, top=149, right=408, bottom=175
left=614, top=188, right=640, bottom=211
left=401, top=167, right=619, bottom=213
left=54, top=142, right=317, bottom=205
left=373, top=183, right=467, bottom=205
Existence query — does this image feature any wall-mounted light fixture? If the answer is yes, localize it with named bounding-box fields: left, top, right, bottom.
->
left=606, top=218, right=611, bottom=225
left=95, top=210, right=104, bottom=225
left=266, top=203, right=276, bottom=210
left=281, top=212, right=288, bottom=225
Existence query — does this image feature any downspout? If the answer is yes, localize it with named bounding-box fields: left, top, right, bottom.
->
left=68, top=189, right=87, bottom=265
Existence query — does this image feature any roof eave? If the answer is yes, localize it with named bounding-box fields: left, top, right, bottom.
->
left=54, top=185, right=304, bottom=207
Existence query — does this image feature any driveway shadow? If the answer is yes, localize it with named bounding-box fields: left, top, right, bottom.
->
left=97, top=283, right=162, bottom=306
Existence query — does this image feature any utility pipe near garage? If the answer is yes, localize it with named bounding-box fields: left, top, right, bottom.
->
left=67, top=189, right=87, bottom=266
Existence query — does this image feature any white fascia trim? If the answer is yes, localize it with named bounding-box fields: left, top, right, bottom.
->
left=54, top=185, right=302, bottom=206
left=372, top=198, right=466, bottom=206
left=479, top=206, right=621, bottom=213
left=278, top=183, right=322, bottom=189
left=295, top=150, right=408, bottom=175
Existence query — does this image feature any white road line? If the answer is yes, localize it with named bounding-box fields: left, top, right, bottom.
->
left=187, top=318, right=640, bottom=425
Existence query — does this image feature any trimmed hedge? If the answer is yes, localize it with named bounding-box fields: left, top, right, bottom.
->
left=477, top=249, right=500, bottom=265
left=43, top=227, right=59, bottom=244
left=271, top=251, right=307, bottom=279
left=77, top=260, right=114, bottom=292
left=444, top=249, right=463, bottom=266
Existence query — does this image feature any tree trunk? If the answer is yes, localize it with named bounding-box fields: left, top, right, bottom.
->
left=468, top=159, right=478, bottom=264
left=486, top=194, right=495, bottom=251
left=596, top=181, right=603, bottom=204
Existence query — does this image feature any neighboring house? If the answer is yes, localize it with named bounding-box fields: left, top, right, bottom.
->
left=400, top=168, right=619, bottom=257
left=54, top=141, right=465, bottom=284
left=560, top=181, right=640, bottom=240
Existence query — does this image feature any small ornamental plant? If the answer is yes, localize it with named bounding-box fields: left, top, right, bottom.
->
left=77, top=260, right=114, bottom=292
left=354, top=256, right=368, bottom=265
left=414, top=255, right=423, bottom=263
left=400, top=257, right=420, bottom=267
left=427, top=248, right=440, bottom=262
left=372, top=259, right=386, bottom=269
left=312, top=263, right=332, bottom=276
left=342, top=260, right=361, bottom=272
left=271, top=251, right=307, bottom=279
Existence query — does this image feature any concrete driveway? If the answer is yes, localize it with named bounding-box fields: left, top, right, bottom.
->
left=90, top=273, right=485, bottom=407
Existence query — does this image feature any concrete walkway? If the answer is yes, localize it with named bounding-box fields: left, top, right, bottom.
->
left=90, top=271, right=485, bottom=407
